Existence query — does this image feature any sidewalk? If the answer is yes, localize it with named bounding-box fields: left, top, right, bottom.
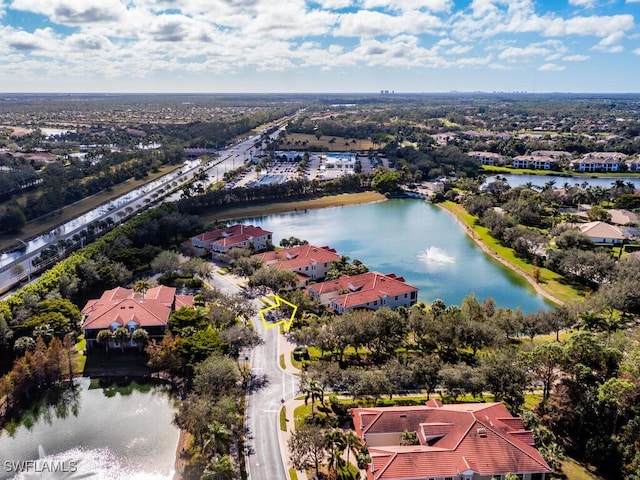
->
left=277, top=317, right=306, bottom=479
left=279, top=331, right=302, bottom=376
left=279, top=398, right=308, bottom=480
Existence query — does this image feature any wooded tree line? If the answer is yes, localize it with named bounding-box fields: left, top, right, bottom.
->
left=176, top=174, right=372, bottom=216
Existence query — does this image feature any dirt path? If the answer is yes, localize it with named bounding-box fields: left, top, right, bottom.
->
left=438, top=204, right=565, bottom=307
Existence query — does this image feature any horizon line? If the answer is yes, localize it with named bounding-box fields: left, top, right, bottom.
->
left=2, top=91, right=640, bottom=96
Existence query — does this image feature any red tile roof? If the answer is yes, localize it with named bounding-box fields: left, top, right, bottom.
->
left=81, top=285, right=191, bottom=331
left=308, top=271, right=417, bottom=309
left=193, top=224, right=271, bottom=249
left=352, top=403, right=551, bottom=480
left=253, top=244, right=340, bottom=270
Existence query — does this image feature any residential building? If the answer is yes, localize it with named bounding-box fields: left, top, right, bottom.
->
left=252, top=244, right=341, bottom=286
left=530, top=150, right=571, bottom=160
left=607, top=209, right=639, bottom=226
left=571, top=152, right=628, bottom=172
left=351, top=400, right=551, bottom=480
left=81, top=286, right=194, bottom=349
left=306, top=271, right=418, bottom=313
left=511, top=154, right=558, bottom=170
left=625, top=157, right=640, bottom=173
left=569, top=221, right=626, bottom=244
left=467, top=151, right=504, bottom=166
left=191, top=224, right=272, bottom=253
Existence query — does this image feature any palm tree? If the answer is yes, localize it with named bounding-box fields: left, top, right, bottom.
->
left=356, top=444, right=371, bottom=470
left=134, top=280, right=152, bottom=299
left=203, top=421, right=232, bottom=455
left=204, top=454, right=236, bottom=480
left=113, top=327, right=130, bottom=352
left=344, top=430, right=362, bottom=470
left=131, top=328, right=149, bottom=352
left=96, top=329, right=113, bottom=353
left=400, top=430, right=419, bottom=446
left=325, top=429, right=347, bottom=477
left=302, top=378, right=325, bottom=417
left=32, top=323, right=53, bottom=343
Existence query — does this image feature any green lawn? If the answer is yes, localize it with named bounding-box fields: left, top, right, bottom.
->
left=294, top=403, right=313, bottom=429
left=440, top=201, right=587, bottom=305
left=290, top=352, right=303, bottom=370
left=279, top=354, right=286, bottom=370
left=75, top=337, right=87, bottom=374
left=288, top=468, right=299, bottom=480
left=561, top=458, right=603, bottom=480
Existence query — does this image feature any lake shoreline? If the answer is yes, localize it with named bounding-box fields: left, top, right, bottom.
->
left=436, top=202, right=564, bottom=307
left=200, top=191, right=387, bottom=223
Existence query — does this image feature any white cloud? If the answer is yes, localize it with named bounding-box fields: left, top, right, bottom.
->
left=543, top=15, right=634, bottom=37
left=446, top=44, right=473, bottom=55
left=362, top=0, right=453, bottom=12
left=498, top=40, right=565, bottom=61
left=563, top=54, right=589, bottom=61
left=538, top=62, right=565, bottom=71
left=10, top=0, right=128, bottom=24
left=335, top=9, right=442, bottom=37
left=314, top=0, right=353, bottom=8
left=2, top=26, right=58, bottom=51
left=569, top=0, right=596, bottom=7
left=591, top=32, right=626, bottom=52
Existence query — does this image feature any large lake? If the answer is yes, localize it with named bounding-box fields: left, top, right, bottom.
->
left=0, top=377, right=179, bottom=480
left=242, top=198, right=551, bottom=312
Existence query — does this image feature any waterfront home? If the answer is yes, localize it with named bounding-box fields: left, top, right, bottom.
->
left=511, top=154, right=559, bottom=170
left=81, top=286, right=194, bottom=349
left=625, top=157, right=640, bottom=173
left=306, top=271, right=418, bottom=313
left=191, top=224, right=272, bottom=253
left=252, top=244, right=341, bottom=286
left=351, top=400, right=551, bottom=480
left=467, top=151, right=504, bottom=166
left=571, top=152, right=628, bottom=172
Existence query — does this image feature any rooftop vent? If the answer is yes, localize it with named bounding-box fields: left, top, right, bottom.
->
left=477, top=428, right=487, bottom=437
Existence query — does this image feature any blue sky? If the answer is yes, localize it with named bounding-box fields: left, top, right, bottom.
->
left=0, top=0, right=639, bottom=93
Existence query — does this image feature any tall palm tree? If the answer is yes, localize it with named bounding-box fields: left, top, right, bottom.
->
left=344, top=430, right=362, bottom=470
left=325, top=429, right=347, bottom=477
left=203, top=421, right=232, bottom=455
left=131, top=328, right=149, bottom=352
left=113, top=327, right=130, bottom=352
left=302, top=379, right=325, bottom=417
left=134, top=280, right=152, bottom=299
left=96, top=329, right=113, bottom=353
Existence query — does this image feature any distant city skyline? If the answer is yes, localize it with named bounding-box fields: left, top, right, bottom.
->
left=1, top=0, right=639, bottom=93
